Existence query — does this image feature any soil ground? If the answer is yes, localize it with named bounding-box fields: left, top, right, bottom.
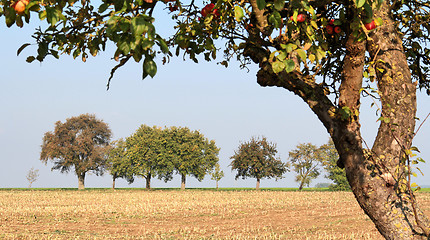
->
left=1, top=189, right=429, bottom=239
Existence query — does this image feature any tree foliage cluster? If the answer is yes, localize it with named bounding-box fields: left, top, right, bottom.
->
left=231, top=136, right=347, bottom=191
left=230, top=136, right=288, bottom=190
left=288, top=140, right=349, bottom=191
left=40, top=114, right=220, bottom=190
left=109, top=124, right=220, bottom=190
left=40, top=113, right=112, bottom=190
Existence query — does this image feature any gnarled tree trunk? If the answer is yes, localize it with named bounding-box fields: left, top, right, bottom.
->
left=243, top=1, right=430, bottom=237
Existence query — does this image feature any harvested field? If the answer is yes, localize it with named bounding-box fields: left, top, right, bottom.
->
left=1, top=189, right=429, bottom=239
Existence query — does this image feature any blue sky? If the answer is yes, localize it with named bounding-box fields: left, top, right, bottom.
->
left=1, top=9, right=430, bottom=189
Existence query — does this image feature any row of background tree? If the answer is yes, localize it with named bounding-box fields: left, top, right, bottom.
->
left=40, top=113, right=348, bottom=190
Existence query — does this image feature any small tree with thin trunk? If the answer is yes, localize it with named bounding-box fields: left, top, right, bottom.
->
left=210, top=163, right=224, bottom=190
left=230, top=136, right=288, bottom=190
left=288, top=143, right=323, bottom=190
left=26, top=167, right=39, bottom=188
left=106, top=139, right=133, bottom=189
left=40, top=114, right=112, bottom=190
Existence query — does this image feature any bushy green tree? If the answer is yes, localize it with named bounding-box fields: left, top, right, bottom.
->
left=40, top=114, right=112, bottom=190
left=288, top=143, right=323, bottom=190
left=165, top=126, right=220, bottom=190
left=106, top=138, right=133, bottom=189
left=126, top=125, right=174, bottom=189
left=6, top=0, right=430, bottom=236
left=230, top=136, right=288, bottom=190
left=319, top=140, right=349, bottom=191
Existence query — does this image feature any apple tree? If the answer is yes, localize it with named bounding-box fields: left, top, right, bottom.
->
left=3, top=0, right=430, bottom=237
left=230, top=136, right=288, bottom=190
left=40, top=114, right=112, bottom=190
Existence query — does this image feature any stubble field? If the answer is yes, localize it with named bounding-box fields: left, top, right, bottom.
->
left=1, top=189, right=429, bottom=239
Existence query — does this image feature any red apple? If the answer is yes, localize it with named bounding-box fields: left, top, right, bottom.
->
left=334, top=26, right=341, bottom=34
left=326, top=25, right=334, bottom=35
left=365, top=20, right=376, bottom=30
left=201, top=3, right=217, bottom=18
left=329, top=19, right=334, bottom=25
left=297, top=14, right=306, bottom=22
left=213, top=8, right=220, bottom=18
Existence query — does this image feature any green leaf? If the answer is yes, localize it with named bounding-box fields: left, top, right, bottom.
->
left=234, top=6, right=244, bottom=22
left=310, top=20, right=318, bottom=29
left=131, top=15, right=149, bottom=36
left=5, top=7, right=16, bottom=27
left=256, top=0, right=266, bottom=10
left=17, top=43, right=31, bottom=56
left=273, top=0, right=284, bottom=11
left=272, top=61, right=285, bottom=73
left=410, top=146, right=420, bottom=152
left=46, top=7, right=60, bottom=26
left=39, top=10, right=47, bottom=20
left=285, top=43, right=297, bottom=53
left=308, top=54, right=315, bottom=63
left=157, top=38, right=169, bottom=54
left=98, top=3, right=109, bottom=13
left=268, top=11, right=282, bottom=28
left=26, top=56, right=36, bottom=63
left=118, top=40, right=131, bottom=54
left=340, top=106, right=352, bottom=120
left=375, top=17, right=383, bottom=26
left=296, top=49, right=307, bottom=62
left=50, top=50, right=59, bottom=59
left=144, top=59, right=157, bottom=78
left=284, top=59, right=295, bottom=73
left=276, top=51, right=287, bottom=61
left=363, top=3, right=372, bottom=18
left=356, top=0, right=365, bottom=8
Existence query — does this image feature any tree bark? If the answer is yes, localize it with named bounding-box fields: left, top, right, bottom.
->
left=298, top=181, right=304, bottom=191
left=216, top=180, right=219, bottom=190
left=243, top=2, right=430, bottom=236
left=145, top=172, right=151, bottom=190
left=181, top=174, right=186, bottom=190
left=78, top=172, right=85, bottom=190
left=256, top=178, right=260, bottom=190
left=347, top=2, right=430, bottom=238
left=112, top=176, right=116, bottom=190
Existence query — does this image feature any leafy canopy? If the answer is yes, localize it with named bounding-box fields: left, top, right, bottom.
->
left=230, top=136, right=288, bottom=181
left=288, top=142, right=323, bottom=189
left=40, top=113, right=112, bottom=176
left=3, top=0, right=430, bottom=94
left=125, top=125, right=174, bottom=183
left=165, top=126, right=220, bottom=181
